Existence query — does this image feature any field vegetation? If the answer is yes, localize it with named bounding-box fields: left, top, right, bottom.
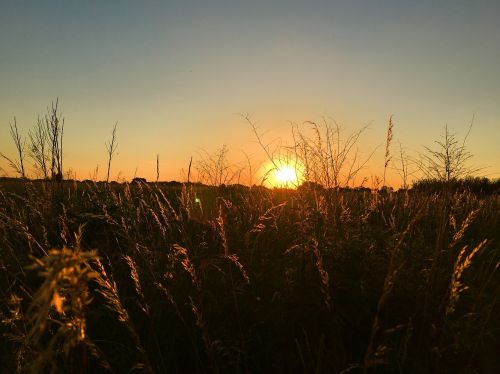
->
left=0, top=104, right=499, bottom=373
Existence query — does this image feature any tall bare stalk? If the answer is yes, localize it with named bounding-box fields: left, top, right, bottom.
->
left=383, top=115, right=394, bottom=187
left=105, top=123, right=118, bottom=183
left=156, top=154, right=160, bottom=182
left=1, top=118, right=26, bottom=178
left=187, top=156, right=193, bottom=183
left=395, top=141, right=410, bottom=189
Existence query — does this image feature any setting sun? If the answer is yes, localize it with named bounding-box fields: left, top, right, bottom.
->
left=265, top=159, right=304, bottom=188
left=275, top=165, right=297, bottom=185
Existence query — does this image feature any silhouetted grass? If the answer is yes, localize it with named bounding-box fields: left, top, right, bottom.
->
left=0, top=178, right=498, bottom=373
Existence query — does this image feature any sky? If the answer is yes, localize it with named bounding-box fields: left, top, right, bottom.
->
left=1, top=0, right=499, bottom=186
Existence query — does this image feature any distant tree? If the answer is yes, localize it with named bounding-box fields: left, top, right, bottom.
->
left=298, top=181, right=324, bottom=191
left=413, top=176, right=500, bottom=195
left=380, top=185, right=394, bottom=194
left=29, top=116, right=49, bottom=179
left=46, top=100, right=64, bottom=181
left=417, top=121, right=481, bottom=183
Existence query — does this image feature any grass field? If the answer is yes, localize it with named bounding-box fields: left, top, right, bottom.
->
left=0, top=179, right=498, bottom=373
left=3, top=1, right=500, bottom=372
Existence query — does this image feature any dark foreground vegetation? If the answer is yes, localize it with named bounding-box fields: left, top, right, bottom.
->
left=0, top=179, right=498, bottom=373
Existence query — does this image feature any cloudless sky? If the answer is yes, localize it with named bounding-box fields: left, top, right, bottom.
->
left=1, top=0, right=499, bottom=185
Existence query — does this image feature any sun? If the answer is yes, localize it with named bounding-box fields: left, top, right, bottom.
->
left=265, top=159, right=304, bottom=188
left=275, top=165, right=298, bottom=185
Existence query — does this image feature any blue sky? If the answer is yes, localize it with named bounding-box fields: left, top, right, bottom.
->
left=1, top=0, right=499, bottom=183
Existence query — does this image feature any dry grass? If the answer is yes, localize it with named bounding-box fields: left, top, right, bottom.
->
left=0, top=177, right=498, bottom=373
left=1, top=103, right=498, bottom=372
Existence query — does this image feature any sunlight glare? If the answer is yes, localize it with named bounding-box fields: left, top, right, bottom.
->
left=265, top=159, right=304, bottom=188
left=275, top=165, right=297, bottom=185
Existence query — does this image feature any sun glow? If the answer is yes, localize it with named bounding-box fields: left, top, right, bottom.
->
left=265, top=159, right=304, bottom=188
left=275, top=166, right=297, bottom=185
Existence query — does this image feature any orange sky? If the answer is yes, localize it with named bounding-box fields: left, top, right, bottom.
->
left=1, top=1, right=499, bottom=187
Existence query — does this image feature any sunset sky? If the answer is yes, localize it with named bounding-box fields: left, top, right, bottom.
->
left=1, top=0, right=499, bottom=186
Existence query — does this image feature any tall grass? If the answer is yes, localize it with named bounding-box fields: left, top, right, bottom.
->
left=0, top=178, right=498, bottom=373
